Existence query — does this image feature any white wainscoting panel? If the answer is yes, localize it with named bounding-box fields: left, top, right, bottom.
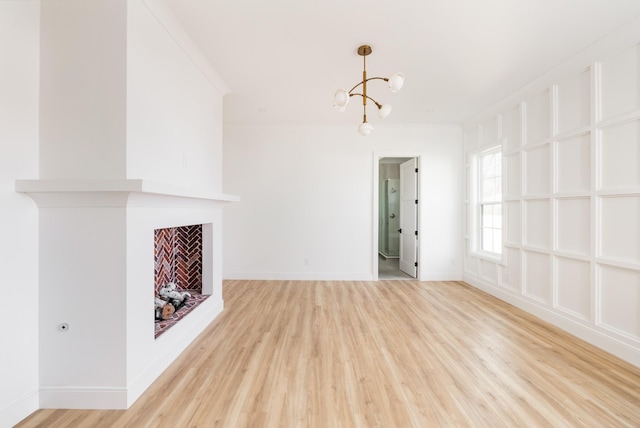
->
left=556, top=256, right=591, bottom=319
left=556, top=197, right=590, bottom=256
left=556, top=133, right=591, bottom=193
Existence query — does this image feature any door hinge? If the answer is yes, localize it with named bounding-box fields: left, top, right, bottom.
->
left=398, top=228, right=402, bottom=233
left=415, top=230, right=418, bottom=236
left=415, top=199, right=418, bottom=204
left=414, top=262, right=418, bottom=267
left=415, top=168, right=419, bottom=173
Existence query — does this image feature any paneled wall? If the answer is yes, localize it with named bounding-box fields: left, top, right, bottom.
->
left=463, top=40, right=640, bottom=366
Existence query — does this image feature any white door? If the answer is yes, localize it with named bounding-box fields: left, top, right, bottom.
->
left=399, top=158, right=418, bottom=278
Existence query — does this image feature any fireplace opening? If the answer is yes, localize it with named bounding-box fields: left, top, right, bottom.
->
left=154, top=224, right=210, bottom=338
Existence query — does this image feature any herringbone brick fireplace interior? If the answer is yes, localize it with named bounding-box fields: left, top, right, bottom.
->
left=154, top=224, right=209, bottom=338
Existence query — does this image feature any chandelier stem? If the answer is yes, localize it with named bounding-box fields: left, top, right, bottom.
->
left=362, top=52, right=367, bottom=119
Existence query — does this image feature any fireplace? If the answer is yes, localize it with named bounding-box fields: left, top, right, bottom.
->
left=154, top=224, right=211, bottom=338
left=16, top=177, right=237, bottom=409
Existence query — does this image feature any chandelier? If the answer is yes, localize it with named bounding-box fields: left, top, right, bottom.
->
left=333, top=45, right=404, bottom=136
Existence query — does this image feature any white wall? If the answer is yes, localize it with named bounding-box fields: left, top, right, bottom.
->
left=39, top=0, right=127, bottom=179
left=0, top=2, right=41, bottom=426
left=126, top=0, right=224, bottom=192
left=223, top=124, right=462, bottom=280
left=463, top=17, right=640, bottom=368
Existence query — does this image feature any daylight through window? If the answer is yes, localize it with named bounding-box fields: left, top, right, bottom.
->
left=478, top=149, right=502, bottom=255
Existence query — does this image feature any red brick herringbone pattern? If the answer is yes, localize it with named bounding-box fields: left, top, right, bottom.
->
left=154, top=228, right=175, bottom=295
left=175, top=225, right=203, bottom=291
left=154, top=225, right=202, bottom=295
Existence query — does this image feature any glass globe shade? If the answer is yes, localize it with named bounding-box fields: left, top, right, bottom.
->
left=358, top=122, right=373, bottom=136
left=388, top=72, right=405, bottom=93
left=378, top=104, right=392, bottom=119
left=334, top=89, right=350, bottom=108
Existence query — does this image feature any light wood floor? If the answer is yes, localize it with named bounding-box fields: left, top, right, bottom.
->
left=18, top=280, right=640, bottom=427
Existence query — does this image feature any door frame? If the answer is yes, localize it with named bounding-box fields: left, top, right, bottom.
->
left=373, top=150, right=425, bottom=281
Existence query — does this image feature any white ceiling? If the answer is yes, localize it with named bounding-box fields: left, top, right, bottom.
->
left=163, top=0, right=640, bottom=127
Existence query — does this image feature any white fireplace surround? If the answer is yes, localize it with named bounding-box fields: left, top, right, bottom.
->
left=16, top=179, right=238, bottom=409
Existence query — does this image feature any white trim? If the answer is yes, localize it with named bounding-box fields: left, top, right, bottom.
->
left=373, top=151, right=427, bottom=281
left=223, top=272, right=375, bottom=281
left=469, top=144, right=504, bottom=261
left=39, top=387, right=127, bottom=410
left=15, top=179, right=239, bottom=203
left=0, top=388, right=39, bottom=428
left=462, top=274, right=640, bottom=368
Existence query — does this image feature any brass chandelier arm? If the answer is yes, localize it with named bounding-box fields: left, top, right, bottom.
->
left=347, top=77, right=389, bottom=95
left=348, top=92, right=383, bottom=109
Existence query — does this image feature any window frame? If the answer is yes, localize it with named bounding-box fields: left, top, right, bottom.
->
left=470, top=144, right=504, bottom=262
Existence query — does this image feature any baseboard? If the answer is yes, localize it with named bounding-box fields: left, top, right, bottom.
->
left=224, top=271, right=462, bottom=282
left=223, top=272, right=374, bottom=281
left=39, top=386, right=127, bottom=409
left=462, top=273, right=640, bottom=369
left=0, top=388, right=39, bottom=427
left=126, top=297, right=224, bottom=407
left=420, top=272, right=463, bottom=281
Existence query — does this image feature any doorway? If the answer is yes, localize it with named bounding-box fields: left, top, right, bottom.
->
left=378, top=156, right=419, bottom=280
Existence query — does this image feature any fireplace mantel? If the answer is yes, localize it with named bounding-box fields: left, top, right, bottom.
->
left=15, top=179, right=239, bottom=205
left=15, top=177, right=236, bottom=409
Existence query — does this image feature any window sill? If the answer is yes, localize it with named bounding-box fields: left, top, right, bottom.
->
left=471, top=250, right=503, bottom=264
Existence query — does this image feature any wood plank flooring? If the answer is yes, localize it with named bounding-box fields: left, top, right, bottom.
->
left=17, top=280, right=640, bottom=427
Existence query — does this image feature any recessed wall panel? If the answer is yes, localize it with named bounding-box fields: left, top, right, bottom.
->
left=502, top=247, right=521, bottom=290
left=480, top=259, right=498, bottom=283
left=525, top=199, right=550, bottom=249
left=557, top=69, right=591, bottom=134
left=506, top=153, right=521, bottom=198
left=600, top=196, right=640, bottom=263
left=600, top=44, right=640, bottom=121
left=525, top=90, right=551, bottom=144
left=556, top=133, right=590, bottom=193
left=525, top=145, right=550, bottom=196
left=481, top=116, right=499, bottom=144
left=556, top=257, right=591, bottom=319
left=599, top=265, right=640, bottom=339
left=525, top=251, right=550, bottom=302
left=506, top=201, right=521, bottom=244
left=503, top=105, right=522, bottom=152
left=600, top=119, right=640, bottom=190
left=557, top=198, right=590, bottom=256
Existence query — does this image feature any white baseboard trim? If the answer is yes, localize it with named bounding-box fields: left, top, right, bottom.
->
left=0, top=388, right=39, bottom=427
left=126, top=297, right=224, bottom=407
left=224, top=272, right=463, bottom=282
left=420, top=272, right=463, bottom=281
left=224, top=272, right=374, bottom=281
left=462, top=274, right=640, bottom=369
left=39, top=386, right=127, bottom=410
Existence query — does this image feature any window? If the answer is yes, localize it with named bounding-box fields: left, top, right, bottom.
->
left=477, top=148, right=502, bottom=255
